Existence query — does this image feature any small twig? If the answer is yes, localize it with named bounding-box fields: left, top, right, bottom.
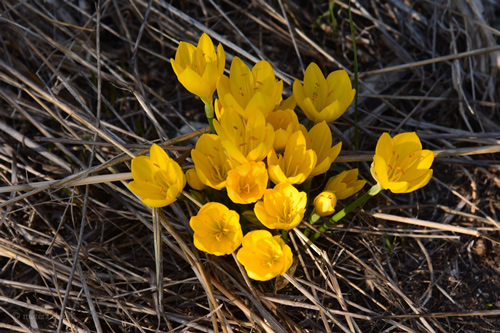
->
left=359, top=45, right=500, bottom=78
left=369, top=212, right=500, bottom=245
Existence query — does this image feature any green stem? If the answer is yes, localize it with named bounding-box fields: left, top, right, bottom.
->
left=202, top=98, right=216, bottom=134
left=311, top=183, right=382, bottom=241
left=303, top=209, right=322, bottom=238
left=303, top=178, right=312, bottom=201
left=281, top=230, right=289, bottom=243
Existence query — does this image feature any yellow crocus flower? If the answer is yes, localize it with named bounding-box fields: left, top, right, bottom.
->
left=128, top=144, right=186, bottom=207
left=371, top=132, right=434, bottom=193
left=323, top=169, right=366, bottom=200
left=226, top=161, right=268, bottom=204
left=236, top=230, right=293, bottom=281
left=217, top=57, right=283, bottom=118
left=267, top=130, right=317, bottom=184
left=214, top=108, right=274, bottom=164
left=191, top=134, right=233, bottom=190
left=190, top=202, right=242, bottom=256
left=313, top=191, right=337, bottom=217
left=306, top=121, right=342, bottom=177
left=293, top=62, right=355, bottom=123
left=265, top=109, right=303, bottom=152
left=171, top=33, right=225, bottom=103
left=254, top=183, right=307, bottom=230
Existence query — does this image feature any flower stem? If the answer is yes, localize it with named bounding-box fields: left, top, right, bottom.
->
left=281, top=230, right=289, bottom=243
left=303, top=209, right=321, bottom=238
left=203, top=99, right=216, bottom=134
left=310, top=183, right=382, bottom=241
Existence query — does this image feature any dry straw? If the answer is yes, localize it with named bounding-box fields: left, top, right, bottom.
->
left=0, top=0, right=499, bottom=332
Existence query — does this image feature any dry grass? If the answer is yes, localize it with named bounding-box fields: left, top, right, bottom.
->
left=1, top=0, right=499, bottom=332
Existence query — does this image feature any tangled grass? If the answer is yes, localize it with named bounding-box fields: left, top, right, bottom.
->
left=0, top=0, right=499, bottom=332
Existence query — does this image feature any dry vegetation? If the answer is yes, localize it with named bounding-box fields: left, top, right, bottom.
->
left=1, top=0, right=500, bottom=332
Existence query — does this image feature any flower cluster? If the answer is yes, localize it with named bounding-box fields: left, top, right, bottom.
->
left=169, top=33, right=363, bottom=281
left=128, top=33, right=435, bottom=283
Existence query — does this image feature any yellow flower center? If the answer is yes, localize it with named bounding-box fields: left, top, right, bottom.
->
left=240, top=182, right=252, bottom=194
left=152, top=165, right=173, bottom=193
left=203, top=152, right=225, bottom=181
left=214, top=219, right=229, bottom=242
left=261, top=246, right=281, bottom=268
left=386, top=151, right=418, bottom=181
left=278, top=199, right=292, bottom=224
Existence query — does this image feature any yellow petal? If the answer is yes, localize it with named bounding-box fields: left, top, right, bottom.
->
left=128, top=181, right=163, bottom=200
left=393, top=132, right=422, bottom=149
left=216, top=43, right=226, bottom=75
left=300, top=97, right=321, bottom=123
left=142, top=196, right=176, bottom=208
left=385, top=180, right=411, bottom=193
left=229, top=57, right=254, bottom=107
left=177, top=66, right=213, bottom=98
left=292, top=79, right=306, bottom=105
left=197, top=33, right=217, bottom=60
left=131, top=156, right=154, bottom=183
left=303, top=63, right=326, bottom=102
left=149, top=144, right=171, bottom=170
left=191, top=134, right=230, bottom=189
left=245, top=91, right=274, bottom=117
left=279, top=240, right=293, bottom=275
left=317, top=100, right=344, bottom=123
left=371, top=155, right=390, bottom=189
left=216, top=75, right=232, bottom=102
left=172, top=42, right=196, bottom=69
left=325, top=70, right=354, bottom=105
left=186, top=168, right=205, bottom=191
left=402, top=170, right=433, bottom=193
left=374, top=132, right=394, bottom=161
left=267, top=150, right=288, bottom=184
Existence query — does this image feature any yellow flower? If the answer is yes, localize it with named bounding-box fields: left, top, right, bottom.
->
left=236, top=230, right=293, bottom=281
left=186, top=168, right=205, bottom=191
left=324, top=169, right=366, bottom=200
left=371, top=132, right=434, bottom=193
left=265, top=109, right=303, bottom=152
left=226, top=161, right=268, bottom=204
left=307, top=121, right=342, bottom=177
left=313, top=191, right=337, bottom=217
left=128, top=144, right=186, bottom=207
left=190, top=202, right=242, bottom=256
left=254, top=183, right=307, bottom=230
left=171, top=33, right=225, bottom=103
left=293, top=62, right=355, bottom=123
left=214, top=108, right=274, bottom=164
left=191, top=134, right=232, bottom=190
left=267, top=130, right=317, bottom=184
left=217, top=57, right=283, bottom=118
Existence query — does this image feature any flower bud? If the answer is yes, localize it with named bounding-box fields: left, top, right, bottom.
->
left=313, top=191, right=337, bottom=217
